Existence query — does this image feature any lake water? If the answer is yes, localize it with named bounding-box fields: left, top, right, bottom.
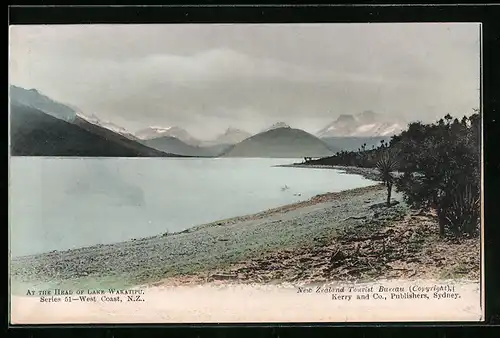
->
left=9, top=157, right=376, bottom=257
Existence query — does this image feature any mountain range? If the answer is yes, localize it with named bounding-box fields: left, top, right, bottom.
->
left=9, top=85, right=406, bottom=157
left=316, top=110, right=404, bottom=138
left=135, top=126, right=201, bottom=146
left=201, top=127, right=252, bottom=147
left=10, top=103, right=176, bottom=157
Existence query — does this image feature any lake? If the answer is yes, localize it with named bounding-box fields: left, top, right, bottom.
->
left=9, top=157, right=376, bottom=257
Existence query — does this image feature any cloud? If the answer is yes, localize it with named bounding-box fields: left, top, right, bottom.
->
left=9, top=23, right=480, bottom=139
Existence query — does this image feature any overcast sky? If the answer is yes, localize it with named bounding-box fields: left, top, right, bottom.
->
left=9, top=23, right=480, bottom=140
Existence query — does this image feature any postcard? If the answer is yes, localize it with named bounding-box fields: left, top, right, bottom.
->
left=8, top=22, right=483, bottom=324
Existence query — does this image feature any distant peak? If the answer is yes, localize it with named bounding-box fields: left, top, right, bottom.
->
left=10, top=85, right=39, bottom=94
left=76, top=112, right=132, bottom=135
left=335, top=114, right=356, bottom=122
left=273, top=122, right=290, bottom=127
left=149, top=126, right=173, bottom=132
left=134, top=126, right=173, bottom=139
left=265, top=122, right=290, bottom=130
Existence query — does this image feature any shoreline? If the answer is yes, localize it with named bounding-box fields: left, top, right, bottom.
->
left=182, top=182, right=382, bottom=234
left=11, top=183, right=389, bottom=290
left=274, top=163, right=381, bottom=181
left=10, top=170, right=480, bottom=291
left=13, top=182, right=382, bottom=259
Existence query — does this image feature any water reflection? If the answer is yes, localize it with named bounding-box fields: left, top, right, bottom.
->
left=64, top=160, right=145, bottom=207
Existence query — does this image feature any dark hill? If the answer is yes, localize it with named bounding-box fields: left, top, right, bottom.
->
left=142, top=136, right=216, bottom=157
left=10, top=103, right=180, bottom=157
left=10, top=85, right=77, bottom=121
left=222, top=127, right=338, bottom=158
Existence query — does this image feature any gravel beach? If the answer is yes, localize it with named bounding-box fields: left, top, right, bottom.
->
left=11, top=179, right=396, bottom=292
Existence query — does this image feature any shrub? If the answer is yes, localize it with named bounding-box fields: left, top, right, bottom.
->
left=394, top=111, right=481, bottom=237
left=444, top=184, right=481, bottom=236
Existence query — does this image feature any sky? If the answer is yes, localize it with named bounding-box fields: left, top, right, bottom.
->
left=9, top=23, right=480, bottom=140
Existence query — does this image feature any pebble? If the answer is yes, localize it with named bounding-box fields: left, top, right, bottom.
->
left=11, top=187, right=406, bottom=288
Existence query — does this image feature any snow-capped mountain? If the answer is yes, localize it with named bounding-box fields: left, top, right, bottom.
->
left=317, top=111, right=405, bottom=137
left=76, top=112, right=136, bottom=139
left=135, top=126, right=172, bottom=140
left=134, top=126, right=200, bottom=146
left=209, top=127, right=252, bottom=145
left=261, top=122, right=291, bottom=133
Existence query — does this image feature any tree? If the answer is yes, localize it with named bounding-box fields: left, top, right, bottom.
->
left=376, top=149, right=400, bottom=207
left=395, top=111, right=480, bottom=237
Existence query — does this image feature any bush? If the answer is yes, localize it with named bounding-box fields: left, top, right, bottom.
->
left=394, top=111, right=481, bottom=237
left=310, top=110, right=481, bottom=238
